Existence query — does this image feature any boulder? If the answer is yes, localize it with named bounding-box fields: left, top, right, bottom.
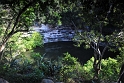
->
left=0, top=78, right=9, bottom=83
left=41, top=79, right=54, bottom=83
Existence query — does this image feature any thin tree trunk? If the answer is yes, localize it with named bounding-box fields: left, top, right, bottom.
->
left=117, top=63, right=124, bottom=83
left=0, top=50, right=4, bottom=61
left=0, top=39, right=9, bottom=60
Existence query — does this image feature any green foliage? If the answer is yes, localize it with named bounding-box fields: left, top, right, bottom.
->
left=1, top=1, right=124, bottom=82
left=2, top=31, right=43, bottom=63
left=117, top=47, right=124, bottom=65
left=0, top=63, right=9, bottom=76
left=62, top=52, right=78, bottom=65
left=1, top=51, right=122, bottom=82
left=0, top=28, right=4, bottom=36
left=5, top=67, right=43, bottom=83
left=30, top=52, right=41, bottom=60
left=82, top=57, right=94, bottom=80
left=21, top=7, right=36, bottom=26
left=82, top=57, right=120, bottom=81
left=13, top=32, right=43, bottom=51
left=1, top=53, right=44, bottom=83
left=23, top=32, right=43, bottom=50
left=0, top=31, right=44, bottom=82
left=40, top=60, right=62, bottom=78
left=60, top=53, right=84, bottom=82
left=100, top=58, right=119, bottom=81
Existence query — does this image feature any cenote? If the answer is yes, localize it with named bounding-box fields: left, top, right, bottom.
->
left=34, top=41, right=119, bottom=64
left=32, top=24, right=120, bottom=64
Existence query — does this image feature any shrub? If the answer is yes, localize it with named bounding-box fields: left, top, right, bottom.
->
left=0, top=32, right=44, bottom=83
left=82, top=57, right=94, bottom=80
left=60, top=52, right=84, bottom=82
left=82, top=57, right=120, bottom=81
left=5, top=68, right=43, bottom=83
left=100, top=57, right=120, bottom=81
left=23, top=32, right=43, bottom=50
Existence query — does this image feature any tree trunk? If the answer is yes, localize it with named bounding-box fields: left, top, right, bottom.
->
left=92, top=42, right=107, bottom=79
left=0, top=44, right=5, bottom=53
left=0, top=33, right=12, bottom=60
left=117, top=63, right=124, bottom=83
left=0, top=43, right=6, bottom=60
left=93, top=50, right=101, bottom=79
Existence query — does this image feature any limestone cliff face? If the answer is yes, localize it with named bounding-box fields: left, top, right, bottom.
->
left=32, top=24, right=81, bottom=43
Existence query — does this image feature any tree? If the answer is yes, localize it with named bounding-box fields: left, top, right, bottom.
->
left=58, top=0, right=124, bottom=79
left=0, top=0, right=70, bottom=60
left=0, top=0, right=124, bottom=79
left=0, top=0, right=36, bottom=59
left=71, top=0, right=124, bottom=79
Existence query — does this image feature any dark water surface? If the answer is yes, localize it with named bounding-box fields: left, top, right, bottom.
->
left=34, top=41, right=93, bottom=64
left=34, top=41, right=119, bottom=64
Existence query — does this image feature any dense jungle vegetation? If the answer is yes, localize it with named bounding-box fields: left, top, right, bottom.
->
left=0, top=0, right=124, bottom=83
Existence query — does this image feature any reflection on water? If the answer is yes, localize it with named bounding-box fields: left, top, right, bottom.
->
left=34, top=41, right=94, bottom=64
left=34, top=41, right=119, bottom=64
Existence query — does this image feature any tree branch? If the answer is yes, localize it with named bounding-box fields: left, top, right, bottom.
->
left=101, top=44, right=108, bottom=58
left=12, top=1, right=35, bottom=31
left=90, top=42, right=102, bottom=56
left=13, top=29, right=28, bottom=34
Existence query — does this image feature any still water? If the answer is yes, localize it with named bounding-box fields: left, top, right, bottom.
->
left=35, top=41, right=93, bottom=64
left=34, top=41, right=119, bottom=64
